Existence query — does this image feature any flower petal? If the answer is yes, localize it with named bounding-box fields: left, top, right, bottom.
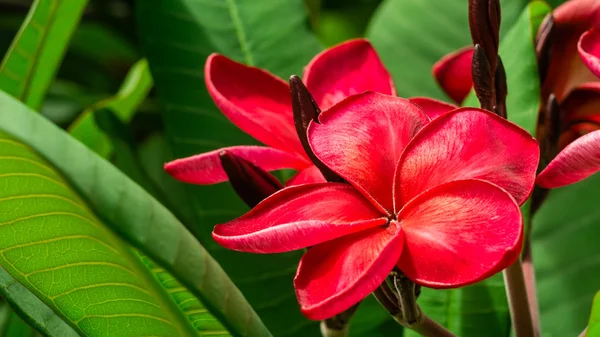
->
left=309, top=92, right=429, bottom=213
left=409, top=97, right=458, bottom=120
left=213, top=183, right=387, bottom=253
left=562, top=82, right=600, bottom=123
left=395, top=108, right=539, bottom=209
left=579, top=28, right=600, bottom=78
left=286, top=165, right=326, bottom=186
left=295, top=223, right=403, bottom=319
left=206, top=54, right=303, bottom=155
left=537, top=130, right=600, bottom=188
left=303, top=39, right=395, bottom=110
left=432, top=46, right=474, bottom=104
left=543, top=0, right=600, bottom=100
left=397, top=179, right=523, bottom=288
left=164, top=146, right=309, bottom=185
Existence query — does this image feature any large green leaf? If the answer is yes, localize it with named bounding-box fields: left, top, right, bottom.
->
left=0, top=129, right=196, bottom=337
left=0, top=0, right=87, bottom=109
left=0, top=90, right=270, bottom=337
left=366, top=0, right=529, bottom=100
left=533, top=173, right=600, bottom=337
left=136, top=0, right=323, bottom=335
left=586, top=292, right=600, bottom=337
left=138, top=253, right=231, bottom=336
left=0, top=268, right=77, bottom=337
left=68, top=59, right=153, bottom=157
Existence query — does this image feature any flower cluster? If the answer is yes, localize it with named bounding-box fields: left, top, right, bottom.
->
left=165, top=40, right=540, bottom=319
left=433, top=0, right=600, bottom=188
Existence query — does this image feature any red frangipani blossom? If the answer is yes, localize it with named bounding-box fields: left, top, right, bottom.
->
left=164, top=39, right=396, bottom=186
left=164, top=39, right=455, bottom=186
left=212, top=92, right=540, bottom=320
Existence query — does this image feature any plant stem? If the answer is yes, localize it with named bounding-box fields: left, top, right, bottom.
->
left=522, top=251, right=541, bottom=334
left=320, top=321, right=349, bottom=337
left=503, top=258, right=539, bottom=337
left=409, top=312, right=459, bottom=337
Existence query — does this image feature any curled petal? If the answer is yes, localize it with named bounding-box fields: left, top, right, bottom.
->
left=303, top=39, right=395, bottom=110
left=309, top=92, right=429, bottom=213
left=286, top=165, right=326, bottom=186
left=409, top=97, right=458, bottom=120
left=397, top=179, right=523, bottom=288
left=432, top=46, right=474, bottom=104
left=537, top=130, right=600, bottom=188
left=164, top=146, right=308, bottom=185
left=213, top=183, right=387, bottom=253
left=206, top=54, right=303, bottom=155
left=579, top=28, right=600, bottom=78
left=543, top=0, right=600, bottom=100
left=295, top=223, right=403, bottom=319
left=395, top=108, right=539, bottom=209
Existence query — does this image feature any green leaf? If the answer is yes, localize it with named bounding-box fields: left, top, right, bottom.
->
left=68, top=58, right=153, bottom=157
left=0, top=90, right=270, bottom=337
left=0, top=0, right=88, bottom=109
left=586, top=292, right=600, bottom=337
left=136, top=0, right=322, bottom=335
left=463, top=0, right=550, bottom=136
left=533, top=173, right=600, bottom=337
left=366, top=0, right=529, bottom=100
left=0, top=128, right=203, bottom=337
left=137, top=253, right=231, bottom=336
left=0, top=269, right=77, bottom=337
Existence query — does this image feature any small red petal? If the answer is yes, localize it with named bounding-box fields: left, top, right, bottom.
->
left=295, top=223, right=403, bottom=320
left=432, top=46, right=474, bottom=104
left=397, top=179, right=523, bottom=288
left=579, top=28, right=600, bottom=78
left=286, top=165, right=326, bottom=186
left=409, top=97, right=458, bottom=120
left=537, top=130, right=600, bottom=188
left=213, top=183, right=387, bottom=253
left=309, top=92, right=429, bottom=213
left=164, top=146, right=308, bottom=185
left=303, top=39, right=395, bottom=110
left=394, top=108, right=539, bottom=209
left=206, top=54, right=303, bottom=155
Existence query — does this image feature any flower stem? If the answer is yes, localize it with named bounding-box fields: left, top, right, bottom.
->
left=409, top=312, right=459, bottom=337
left=503, top=258, right=539, bottom=337
left=320, top=321, right=349, bottom=337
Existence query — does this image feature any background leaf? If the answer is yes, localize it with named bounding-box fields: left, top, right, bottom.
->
left=68, top=58, right=153, bottom=157
left=136, top=0, right=324, bottom=335
left=0, top=0, right=88, bottom=109
left=0, top=90, right=271, bottom=337
left=533, top=174, right=600, bottom=337
left=366, top=0, right=529, bottom=100
left=586, top=292, right=600, bottom=337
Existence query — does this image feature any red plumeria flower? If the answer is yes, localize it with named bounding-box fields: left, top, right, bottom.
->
left=212, top=92, right=540, bottom=320
left=433, top=0, right=600, bottom=149
left=537, top=129, right=600, bottom=188
left=164, top=39, right=396, bottom=186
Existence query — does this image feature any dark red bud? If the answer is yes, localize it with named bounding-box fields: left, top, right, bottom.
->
left=472, top=44, right=495, bottom=111
left=219, top=151, right=282, bottom=208
left=469, top=0, right=501, bottom=72
left=535, top=14, right=555, bottom=84
left=289, top=75, right=344, bottom=183
left=494, top=57, right=507, bottom=118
